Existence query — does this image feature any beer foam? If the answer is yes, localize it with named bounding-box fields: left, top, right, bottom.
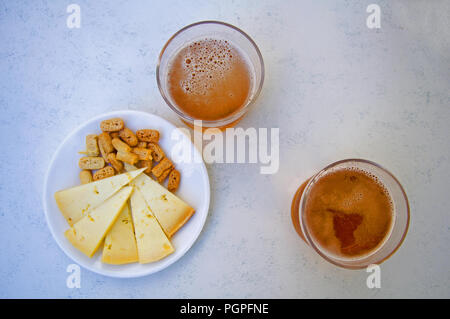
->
left=325, top=167, right=393, bottom=208
left=174, top=39, right=243, bottom=95
left=166, top=37, right=253, bottom=121
left=305, top=167, right=395, bottom=260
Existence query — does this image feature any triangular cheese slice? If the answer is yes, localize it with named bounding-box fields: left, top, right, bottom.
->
left=65, top=186, right=133, bottom=257
left=130, top=187, right=174, bottom=263
left=55, top=168, right=145, bottom=225
left=125, top=164, right=195, bottom=238
left=102, top=202, right=139, bottom=265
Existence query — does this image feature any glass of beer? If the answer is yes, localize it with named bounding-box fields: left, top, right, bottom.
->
left=157, top=21, right=264, bottom=129
left=291, top=159, right=410, bottom=269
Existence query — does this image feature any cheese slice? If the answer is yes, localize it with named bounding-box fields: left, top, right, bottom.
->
left=125, top=164, right=195, bottom=238
left=130, top=187, right=174, bottom=263
left=65, top=186, right=134, bottom=257
left=101, top=202, right=138, bottom=265
left=55, top=168, right=145, bottom=225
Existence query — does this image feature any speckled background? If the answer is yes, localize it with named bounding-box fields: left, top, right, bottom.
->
left=0, top=0, right=449, bottom=298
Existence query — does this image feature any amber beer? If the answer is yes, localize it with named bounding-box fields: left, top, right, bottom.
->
left=293, top=159, right=409, bottom=268
left=166, top=38, right=253, bottom=122
left=304, top=168, right=394, bottom=259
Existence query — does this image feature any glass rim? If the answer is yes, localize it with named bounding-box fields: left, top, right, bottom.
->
left=299, top=158, right=410, bottom=269
left=156, top=20, right=265, bottom=126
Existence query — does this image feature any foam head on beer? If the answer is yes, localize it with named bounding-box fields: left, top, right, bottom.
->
left=167, top=38, right=252, bottom=121
left=304, top=168, right=394, bottom=259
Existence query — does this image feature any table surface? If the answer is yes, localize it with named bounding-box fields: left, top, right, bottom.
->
left=1, top=0, right=449, bottom=298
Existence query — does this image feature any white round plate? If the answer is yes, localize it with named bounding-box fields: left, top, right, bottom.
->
left=43, top=110, right=210, bottom=278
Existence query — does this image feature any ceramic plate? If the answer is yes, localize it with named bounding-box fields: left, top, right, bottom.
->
left=43, top=110, right=210, bottom=278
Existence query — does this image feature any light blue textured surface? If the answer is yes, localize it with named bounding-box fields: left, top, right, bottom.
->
left=0, top=0, right=449, bottom=298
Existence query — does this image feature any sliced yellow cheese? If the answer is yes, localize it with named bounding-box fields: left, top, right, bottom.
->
left=55, top=168, right=145, bottom=225
left=125, top=164, right=195, bottom=238
left=64, top=186, right=134, bottom=257
left=130, top=187, right=174, bottom=263
left=102, top=202, right=138, bottom=265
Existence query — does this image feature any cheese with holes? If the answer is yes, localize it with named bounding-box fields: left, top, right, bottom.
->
left=64, top=186, right=133, bottom=257
left=130, top=187, right=174, bottom=263
left=125, top=164, right=195, bottom=238
left=102, top=202, right=138, bottom=265
left=55, top=168, right=145, bottom=225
